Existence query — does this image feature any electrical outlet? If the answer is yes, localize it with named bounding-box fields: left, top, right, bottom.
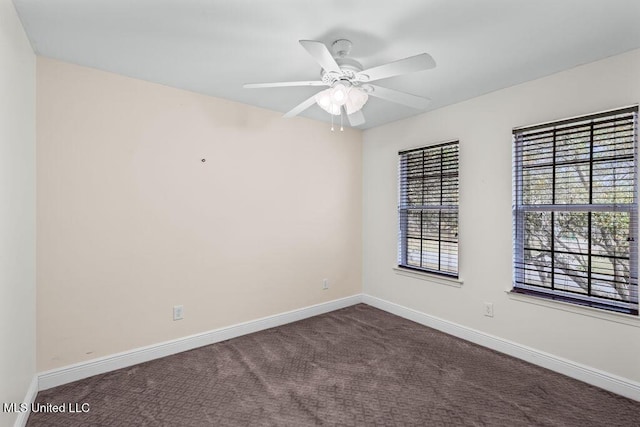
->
left=173, top=305, right=184, bottom=321
left=322, top=278, right=329, bottom=290
left=484, top=302, right=494, bottom=317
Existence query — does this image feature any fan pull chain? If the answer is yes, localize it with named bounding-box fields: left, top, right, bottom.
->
left=340, top=111, right=344, bottom=132
left=330, top=110, right=334, bottom=131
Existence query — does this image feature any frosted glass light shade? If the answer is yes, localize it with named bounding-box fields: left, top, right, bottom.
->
left=344, top=87, right=368, bottom=115
left=331, top=83, right=348, bottom=105
left=315, top=89, right=340, bottom=115
left=315, top=86, right=368, bottom=116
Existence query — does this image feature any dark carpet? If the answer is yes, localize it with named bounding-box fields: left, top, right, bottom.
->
left=27, top=304, right=639, bottom=426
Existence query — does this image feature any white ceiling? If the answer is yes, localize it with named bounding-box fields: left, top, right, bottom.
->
left=13, top=0, right=640, bottom=129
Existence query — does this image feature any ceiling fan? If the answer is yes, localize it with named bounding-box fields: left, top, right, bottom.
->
left=243, top=39, right=436, bottom=128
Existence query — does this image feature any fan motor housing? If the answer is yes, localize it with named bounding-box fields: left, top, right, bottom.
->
left=336, top=57, right=363, bottom=73
left=320, top=57, right=364, bottom=86
left=318, top=39, right=365, bottom=85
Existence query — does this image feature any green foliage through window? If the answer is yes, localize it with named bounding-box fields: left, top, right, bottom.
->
left=513, top=106, right=638, bottom=314
left=399, top=141, right=459, bottom=277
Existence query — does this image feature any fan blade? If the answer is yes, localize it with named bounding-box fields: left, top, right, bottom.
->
left=299, top=40, right=341, bottom=73
left=244, top=81, right=325, bottom=89
left=347, top=110, right=365, bottom=127
left=357, top=53, right=436, bottom=82
left=339, top=107, right=365, bottom=128
left=283, top=94, right=318, bottom=118
left=367, top=85, right=431, bottom=110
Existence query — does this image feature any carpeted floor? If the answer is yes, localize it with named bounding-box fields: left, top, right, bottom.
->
left=27, top=304, right=639, bottom=426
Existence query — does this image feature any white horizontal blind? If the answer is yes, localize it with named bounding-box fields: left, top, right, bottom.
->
left=513, top=106, right=639, bottom=314
left=398, top=141, right=459, bottom=277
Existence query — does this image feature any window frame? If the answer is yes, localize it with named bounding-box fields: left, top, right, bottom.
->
left=512, top=106, right=639, bottom=315
left=398, top=140, right=459, bottom=278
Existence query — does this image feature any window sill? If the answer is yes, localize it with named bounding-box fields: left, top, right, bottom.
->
left=393, top=267, right=463, bottom=287
left=506, top=290, right=640, bottom=327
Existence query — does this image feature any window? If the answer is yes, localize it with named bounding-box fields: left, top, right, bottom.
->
left=513, top=106, right=638, bottom=315
left=398, top=141, right=459, bottom=277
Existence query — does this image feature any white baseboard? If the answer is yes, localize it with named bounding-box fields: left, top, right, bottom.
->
left=13, top=375, right=38, bottom=427
left=36, top=292, right=640, bottom=402
left=362, top=294, right=640, bottom=401
left=38, top=294, right=363, bottom=391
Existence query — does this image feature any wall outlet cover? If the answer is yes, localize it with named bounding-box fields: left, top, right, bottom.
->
left=173, top=305, right=184, bottom=321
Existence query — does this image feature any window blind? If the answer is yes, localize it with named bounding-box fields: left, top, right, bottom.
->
left=399, top=141, right=459, bottom=277
left=513, top=106, right=639, bottom=314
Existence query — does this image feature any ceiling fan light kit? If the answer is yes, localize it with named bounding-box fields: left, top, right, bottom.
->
left=243, top=39, right=436, bottom=128
left=314, top=83, right=368, bottom=116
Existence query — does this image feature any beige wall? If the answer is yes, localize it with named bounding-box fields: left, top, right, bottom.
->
left=363, top=49, right=640, bottom=382
left=36, top=57, right=362, bottom=371
left=0, top=0, right=36, bottom=425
